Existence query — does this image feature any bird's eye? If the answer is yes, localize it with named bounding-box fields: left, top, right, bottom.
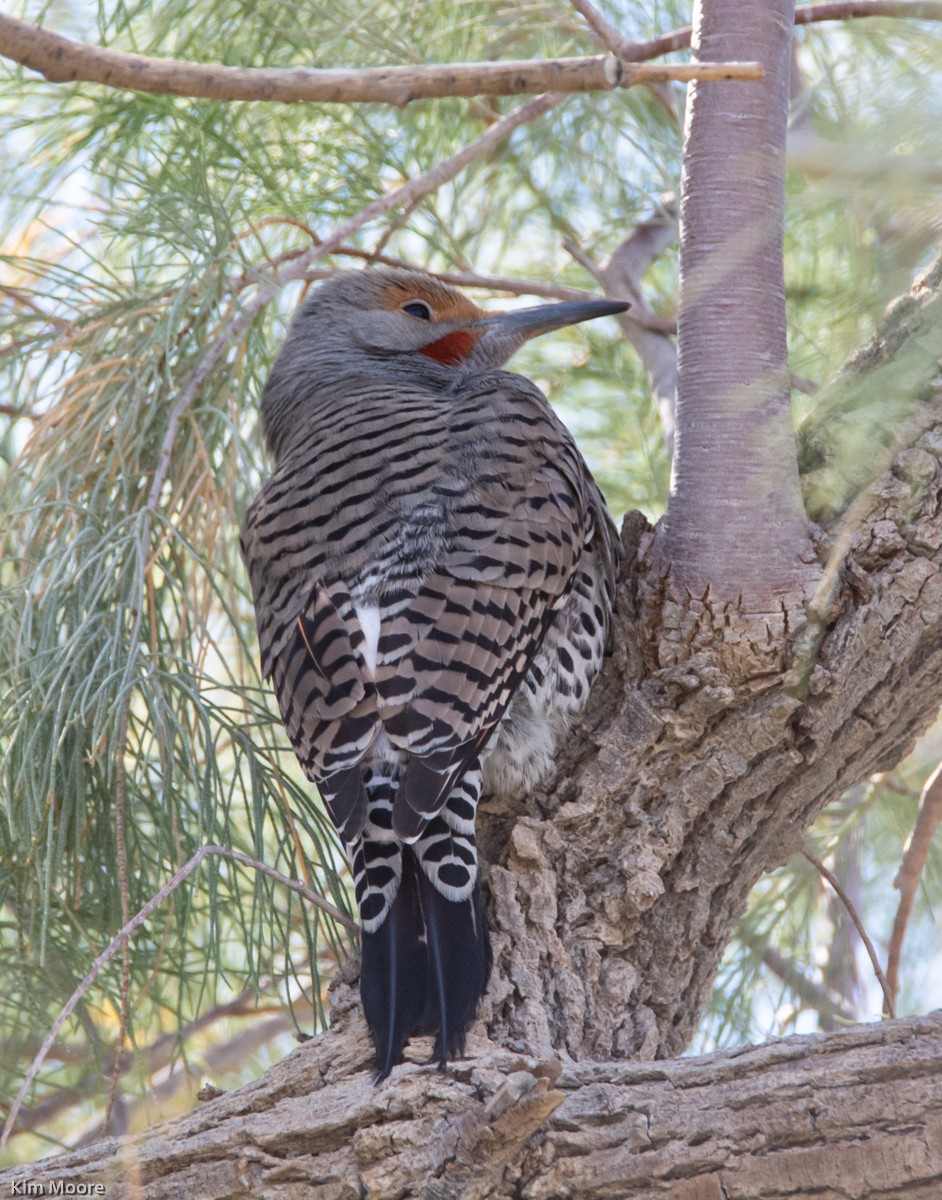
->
left=402, top=300, right=433, bottom=320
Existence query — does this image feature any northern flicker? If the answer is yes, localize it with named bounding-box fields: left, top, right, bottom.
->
left=241, top=267, right=625, bottom=1078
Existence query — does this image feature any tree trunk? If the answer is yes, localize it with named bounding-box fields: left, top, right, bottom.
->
left=478, top=257, right=942, bottom=1068
left=653, top=0, right=817, bottom=623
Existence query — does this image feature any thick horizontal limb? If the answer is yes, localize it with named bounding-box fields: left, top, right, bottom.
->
left=1, top=1009, right=939, bottom=1197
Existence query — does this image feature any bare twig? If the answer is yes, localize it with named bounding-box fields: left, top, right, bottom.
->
left=760, top=944, right=856, bottom=1029
left=885, top=762, right=942, bottom=1014
left=568, top=0, right=680, bottom=121
left=229, top=249, right=660, bottom=329
left=228, top=215, right=321, bottom=254
left=563, top=200, right=679, bottom=455
left=7, top=989, right=289, bottom=1134
left=822, top=832, right=864, bottom=1014
left=370, top=198, right=423, bottom=262
left=434, top=269, right=635, bottom=309
left=569, top=0, right=634, bottom=56
left=0, top=403, right=40, bottom=420
left=0, top=844, right=356, bottom=1153
left=324, top=251, right=653, bottom=313
left=0, top=16, right=761, bottom=104
left=803, top=848, right=896, bottom=1020
left=796, top=1, right=942, bottom=23
left=573, top=2, right=942, bottom=64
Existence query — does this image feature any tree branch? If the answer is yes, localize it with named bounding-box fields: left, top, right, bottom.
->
left=564, top=200, right=679, bottom=456
left=0, top=15, right=761, bottom=105
left=796, top=0, right=942, bottom=21
left=568, top=0, right=680, bottom=118
left=5, top=993, right=288, bottom=1136
left=2, top=1009, right=939, bottom=1197
left=570, top=2, right=942, bottom=64
left=802, top=848, right=895, bottom=1018
left=10, top=4, right=935, bottom=113
left=886, top=762, right=942, bottom=1012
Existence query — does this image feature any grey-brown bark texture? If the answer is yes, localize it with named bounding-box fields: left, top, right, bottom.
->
left=4, top=257, right=942, bottom=1197
left=2, top=1007, right=941, bottom=1198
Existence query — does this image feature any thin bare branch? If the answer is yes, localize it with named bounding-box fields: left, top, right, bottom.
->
left=760, top=944, right=856, bottom=1029
left=230, top=247, right=662, bottom=327
left=325, top=251, right=658, bottom=314
left=885, top=762, right=942, bottom=1013
left=802, top=848, right=896, bottom=1020
left=0, top=844, right=355, bottom=1153
left=0, top=16, right=761, bottom=105
left=568, top=0, right=680, bottom=120
left=0, top=403, right=40, bottom=420
left=76, top=1012, right=296, bottom=1146
left=796, top=1, right=942, bottom=23
left=563, top=200, right=679, bottom=455
left=8, top=990, right=289, bottom=1135
left=576, top=2, right=942, bottom=65
left=569, top=0, right=633, bottom=56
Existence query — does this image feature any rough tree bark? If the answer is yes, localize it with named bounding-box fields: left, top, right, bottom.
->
left=2, top=1008, right=941, bottom=1199
left=4, top=254, right=942, bottom=1200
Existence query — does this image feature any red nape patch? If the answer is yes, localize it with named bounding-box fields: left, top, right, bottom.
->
left=419, top=331, right=475, bottom=366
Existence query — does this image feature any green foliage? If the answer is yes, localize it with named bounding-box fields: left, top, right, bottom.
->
left=0, top=242, right=354, bottom=1156
left=1, top=0, right=941, bottom=1162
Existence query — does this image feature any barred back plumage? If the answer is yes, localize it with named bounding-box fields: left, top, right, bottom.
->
left=241, top=267, right=625, bottom=1078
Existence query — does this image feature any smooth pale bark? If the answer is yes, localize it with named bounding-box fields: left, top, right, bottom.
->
left=655, top=0, right=817, bottom=615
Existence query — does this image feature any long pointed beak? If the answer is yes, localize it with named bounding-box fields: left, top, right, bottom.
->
left=475, top=297, right=630, bottom=340
left=458, top=295, right=630, bottom=371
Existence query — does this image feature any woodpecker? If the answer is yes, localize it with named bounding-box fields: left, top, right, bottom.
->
left=241, top=267, right=625, bottom=1078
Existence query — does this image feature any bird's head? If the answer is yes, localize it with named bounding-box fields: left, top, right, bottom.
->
left=260, top=266, right=628, bottom=458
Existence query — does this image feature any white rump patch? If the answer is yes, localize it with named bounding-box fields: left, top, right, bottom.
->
left=354, top=602, right=381, bottom=678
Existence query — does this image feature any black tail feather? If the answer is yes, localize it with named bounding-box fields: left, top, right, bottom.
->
left=358, top=848, right=492, bottom=1079
left=360, top=850, right=427, bottom=1081
left=415, top=859, right=492, bottom=1067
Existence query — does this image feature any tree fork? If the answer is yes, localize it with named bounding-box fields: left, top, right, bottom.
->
left=476, top=251, right=942, bottom=1064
